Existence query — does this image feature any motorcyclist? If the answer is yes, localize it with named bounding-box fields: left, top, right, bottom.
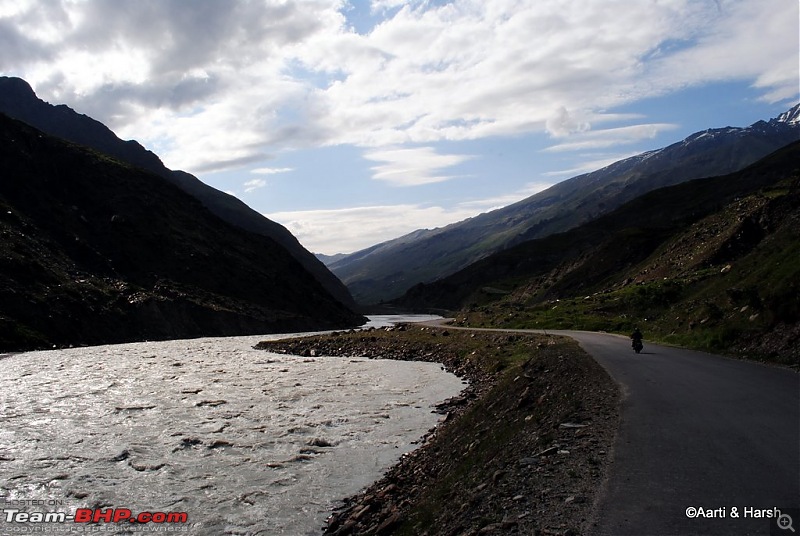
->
left=631, top=327, right=643, bottom=349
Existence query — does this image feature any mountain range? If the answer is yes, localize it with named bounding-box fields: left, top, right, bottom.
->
left=2, top=74, right=797, bottom=359
left=326, top=105, right=800, bottom=305
left=0, top=112, right=363, bottom=352
left=398, top=141, right=800, bottom=362
left=0, top=76, right=355, bottom=309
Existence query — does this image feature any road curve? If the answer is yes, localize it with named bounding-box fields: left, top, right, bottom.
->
left=422, top=321, right=800, bottom=536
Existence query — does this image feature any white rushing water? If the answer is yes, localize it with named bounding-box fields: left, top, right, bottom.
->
left=0, top=323, right=464, bottom=535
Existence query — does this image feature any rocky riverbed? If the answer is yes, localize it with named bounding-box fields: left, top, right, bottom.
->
left=256, top=323, right=620, bottom=535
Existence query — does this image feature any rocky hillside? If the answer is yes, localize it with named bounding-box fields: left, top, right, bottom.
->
left=0, top=76, right=356, bottom=309
left=327, top=105, right=800, bottom=304
left=399, top=142, right=800, bottom=363
left=0, top=114, right=364, bottom=351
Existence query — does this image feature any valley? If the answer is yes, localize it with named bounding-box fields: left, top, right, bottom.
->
left=0, top=71, right=797, bottom=536
left=399, top=141, right=800, bottom=365
left=327, top=105, right=800, bottom=305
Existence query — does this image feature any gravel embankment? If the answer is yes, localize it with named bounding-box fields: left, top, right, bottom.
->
left=256, top=324, right=620, bottom=535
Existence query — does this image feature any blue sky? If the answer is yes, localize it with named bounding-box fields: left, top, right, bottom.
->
left=1, top=0, right=797, bottom=254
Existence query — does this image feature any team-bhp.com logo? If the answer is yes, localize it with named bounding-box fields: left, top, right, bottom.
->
left=3, top=508, right=188, bottom=525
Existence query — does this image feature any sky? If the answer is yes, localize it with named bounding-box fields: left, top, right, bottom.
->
left=1, top=0, right=798, bottom=255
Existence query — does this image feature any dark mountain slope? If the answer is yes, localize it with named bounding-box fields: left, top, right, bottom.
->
left=0, top=114, right=364, bottom=351
left=400, top=143, right=800, bottom=362
left=397, top=141, right=800, bottom=311
left=0, top=76, right=356, bottom=309
left=328, top=106, right=800, bottom=304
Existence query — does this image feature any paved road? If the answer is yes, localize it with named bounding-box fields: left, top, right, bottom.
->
left=562, top=330, right=799, bottom=536
left=424, top=321, right=800, bottom=535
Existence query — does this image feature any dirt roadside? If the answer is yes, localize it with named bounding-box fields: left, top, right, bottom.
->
left=256, top=323, right=620, bottom=535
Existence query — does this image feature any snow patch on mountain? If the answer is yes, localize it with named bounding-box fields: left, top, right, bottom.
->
left=775, top=103, right=800, bottom=125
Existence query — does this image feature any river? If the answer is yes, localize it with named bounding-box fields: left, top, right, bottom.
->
left=0, top=317, right=464, bottom=535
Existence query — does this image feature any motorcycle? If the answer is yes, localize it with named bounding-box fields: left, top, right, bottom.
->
left=632, top=339, right=643, bottom=354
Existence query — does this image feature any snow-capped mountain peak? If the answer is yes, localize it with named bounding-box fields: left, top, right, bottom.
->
left=775, top=103, right=800, bottom=125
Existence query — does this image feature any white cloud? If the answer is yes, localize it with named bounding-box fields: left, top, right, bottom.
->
left=305, top=0, right=712, bottom=148
left=2, top=0, right=796, bottom=173
left=243, top=179, right=266, bottom=193
left=268, top=204, right=474, bottom=254
left=251, top=167, right=294, bottom=175
left=544, top=123, right=679, bottom=152
left=369, top=0, right=414, bottom=13
left=4, top=0, right=340, bottom=171
left=267, top=182, right=554, bottom=254
left=650, top=0, right=800, bottom=104
left=362, top=146, right=473, bottom=186
left=546, top=107, right=591, bottom=138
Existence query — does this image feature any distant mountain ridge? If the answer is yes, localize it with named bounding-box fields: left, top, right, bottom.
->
left=327, top=104, right=800, bottom=304
left=396, top=141, right=800, bottom=311
left=0, top=114, right=364, bottom=351
left=0, top=76, right=356, bottom=309
left=402, top=142, right=800, bottom=362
